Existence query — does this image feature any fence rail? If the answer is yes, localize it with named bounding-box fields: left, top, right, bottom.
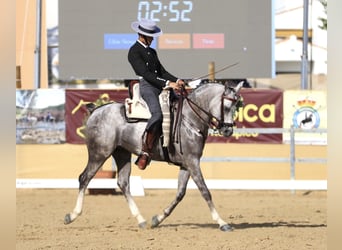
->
left=16, top=127, right=327, bottom=192
left=202, top=127, right=327, bottom=181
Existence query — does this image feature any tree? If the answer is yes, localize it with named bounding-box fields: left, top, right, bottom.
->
left=16, top=90, right=38, bottom=110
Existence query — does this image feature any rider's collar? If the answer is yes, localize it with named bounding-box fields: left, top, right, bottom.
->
left=137, top=39, right=148, bottom=48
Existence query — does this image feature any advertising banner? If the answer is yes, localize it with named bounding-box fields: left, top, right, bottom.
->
left=207, top=89, right=283, bottom=143
left=65, top=88, right=283, bottom=144
left=16, top=89, right=65, bottom=144
left=65, top=89, right=129, bottom=144
left=20, top=89, right=325, bottom=145
left=283, top=90, right=327, bottom=144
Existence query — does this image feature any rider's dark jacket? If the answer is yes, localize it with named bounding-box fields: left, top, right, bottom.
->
left=128, top=41, right=178, bottom=90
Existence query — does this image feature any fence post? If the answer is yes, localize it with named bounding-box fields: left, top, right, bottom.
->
left=208, top=62, right=215, bottom=81
left=16, top=66, right=22, bottom=88
left=290, top=125, right=296, bottom=193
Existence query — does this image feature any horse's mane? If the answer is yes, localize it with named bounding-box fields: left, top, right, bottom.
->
left=192, top=81, right=224, bottom=90
left=189, top=82, right=224, bottom=99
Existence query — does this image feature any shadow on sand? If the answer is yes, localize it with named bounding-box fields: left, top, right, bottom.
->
left=157, top=221, right=326, bottom=230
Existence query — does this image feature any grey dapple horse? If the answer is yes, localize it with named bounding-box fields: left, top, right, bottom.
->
left=64, top=81, right=244, bottom=231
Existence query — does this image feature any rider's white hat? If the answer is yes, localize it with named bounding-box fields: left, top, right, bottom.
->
left=131, top=19, right=163, bottom=37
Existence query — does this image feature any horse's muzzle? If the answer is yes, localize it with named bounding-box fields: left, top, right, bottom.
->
left=219, top=123, right=234, bottom=137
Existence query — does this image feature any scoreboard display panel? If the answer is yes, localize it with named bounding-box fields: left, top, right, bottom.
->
left=59, top=0, right=274, bottom=80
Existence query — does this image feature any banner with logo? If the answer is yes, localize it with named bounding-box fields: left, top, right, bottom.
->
left=65, top=89, right=129, bottom=144
left=65, top=88, right=283, bottom=144
left=17, top=89, right=327, bottom=145
left=283, top=90, right=327, bottom=144
left=16, top=89, right=66, bottom=144
left=207, top=89, right=283, bottom=143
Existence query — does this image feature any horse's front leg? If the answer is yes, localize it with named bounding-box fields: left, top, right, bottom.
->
left=114, top=148, right=147, bottom=228
left=151, top=167, right=190, bottom=228
left=190, top=167, right=233, bottom=232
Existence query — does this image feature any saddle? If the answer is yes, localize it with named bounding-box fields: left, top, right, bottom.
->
left=124, top=81, right=172, bottom=147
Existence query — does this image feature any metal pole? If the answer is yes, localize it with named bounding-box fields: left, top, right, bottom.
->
left=290, top=125, right=296, bottom=194
left=34, top=0, right=42, bottom=88
left=301, top=0, right=309, bottom=89
left=290, top=126, right=296, bottom=181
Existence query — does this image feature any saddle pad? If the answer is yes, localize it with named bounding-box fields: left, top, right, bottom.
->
left=125, top=83, right=151, bottom=120
left=124, top=83, right=171, bottom=147
left=159, top=90, right=170, bottom=147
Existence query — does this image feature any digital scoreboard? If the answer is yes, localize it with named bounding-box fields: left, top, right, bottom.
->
left=136, top=1, right=194, bottom=22
left=59, top=0, right=274, bottom=80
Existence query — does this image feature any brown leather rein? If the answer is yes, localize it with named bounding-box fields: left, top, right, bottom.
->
left=172, top=86, right=240, bottom=154
left=180, top=86, right=240, bottom=130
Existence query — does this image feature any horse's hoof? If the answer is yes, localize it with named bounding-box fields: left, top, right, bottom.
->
left=220, top=224, right=234, bottom=232
left=138, top=221, right=147, bottom=229
left=64, top=214, right=72, bottom=225
left=151, top=215, right=160, bottom=228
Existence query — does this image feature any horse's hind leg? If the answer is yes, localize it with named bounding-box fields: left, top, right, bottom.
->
left=64, top=157, right=108, bottom=225
left=151, top=167, right=190, bottom=228
left=113, top=147, right=147, bottom=228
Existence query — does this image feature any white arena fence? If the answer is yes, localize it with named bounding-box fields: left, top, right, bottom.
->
left=16, top=127, right=327, bottom=195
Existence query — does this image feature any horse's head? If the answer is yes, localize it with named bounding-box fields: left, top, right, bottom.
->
left=215, top=81, right=244, bottom=137
left=183, top=81, right=243, bottom=137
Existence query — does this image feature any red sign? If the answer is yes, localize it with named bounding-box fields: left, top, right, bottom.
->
left=207, top=89, right=283, bottom=143
left=193, top=33, right=225, bottom=49
left=65, top=88, right=283, bottom=144
left=65, top=89, right=128, bottom=144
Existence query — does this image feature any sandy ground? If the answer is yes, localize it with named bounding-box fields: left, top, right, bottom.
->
left=16, top=189, right=326, bottom=250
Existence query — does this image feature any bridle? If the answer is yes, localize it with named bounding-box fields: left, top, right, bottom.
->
left=180, top=85, right=241, bottom=130
left=172, top=85, right=241, bottom=153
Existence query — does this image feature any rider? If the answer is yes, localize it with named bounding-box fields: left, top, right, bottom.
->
left=128, top=19, right=185, bottom=170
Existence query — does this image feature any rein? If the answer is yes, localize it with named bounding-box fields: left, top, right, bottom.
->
left=181, top=86, right=238, bottom=129
left=172, top=86, right=239, bottom=154
left=183, top=90, right=221, bottom=129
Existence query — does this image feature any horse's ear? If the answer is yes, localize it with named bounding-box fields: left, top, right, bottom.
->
left=224, top=81, right=231, bottom=92
left=234, top=81, right=244, bottom=93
